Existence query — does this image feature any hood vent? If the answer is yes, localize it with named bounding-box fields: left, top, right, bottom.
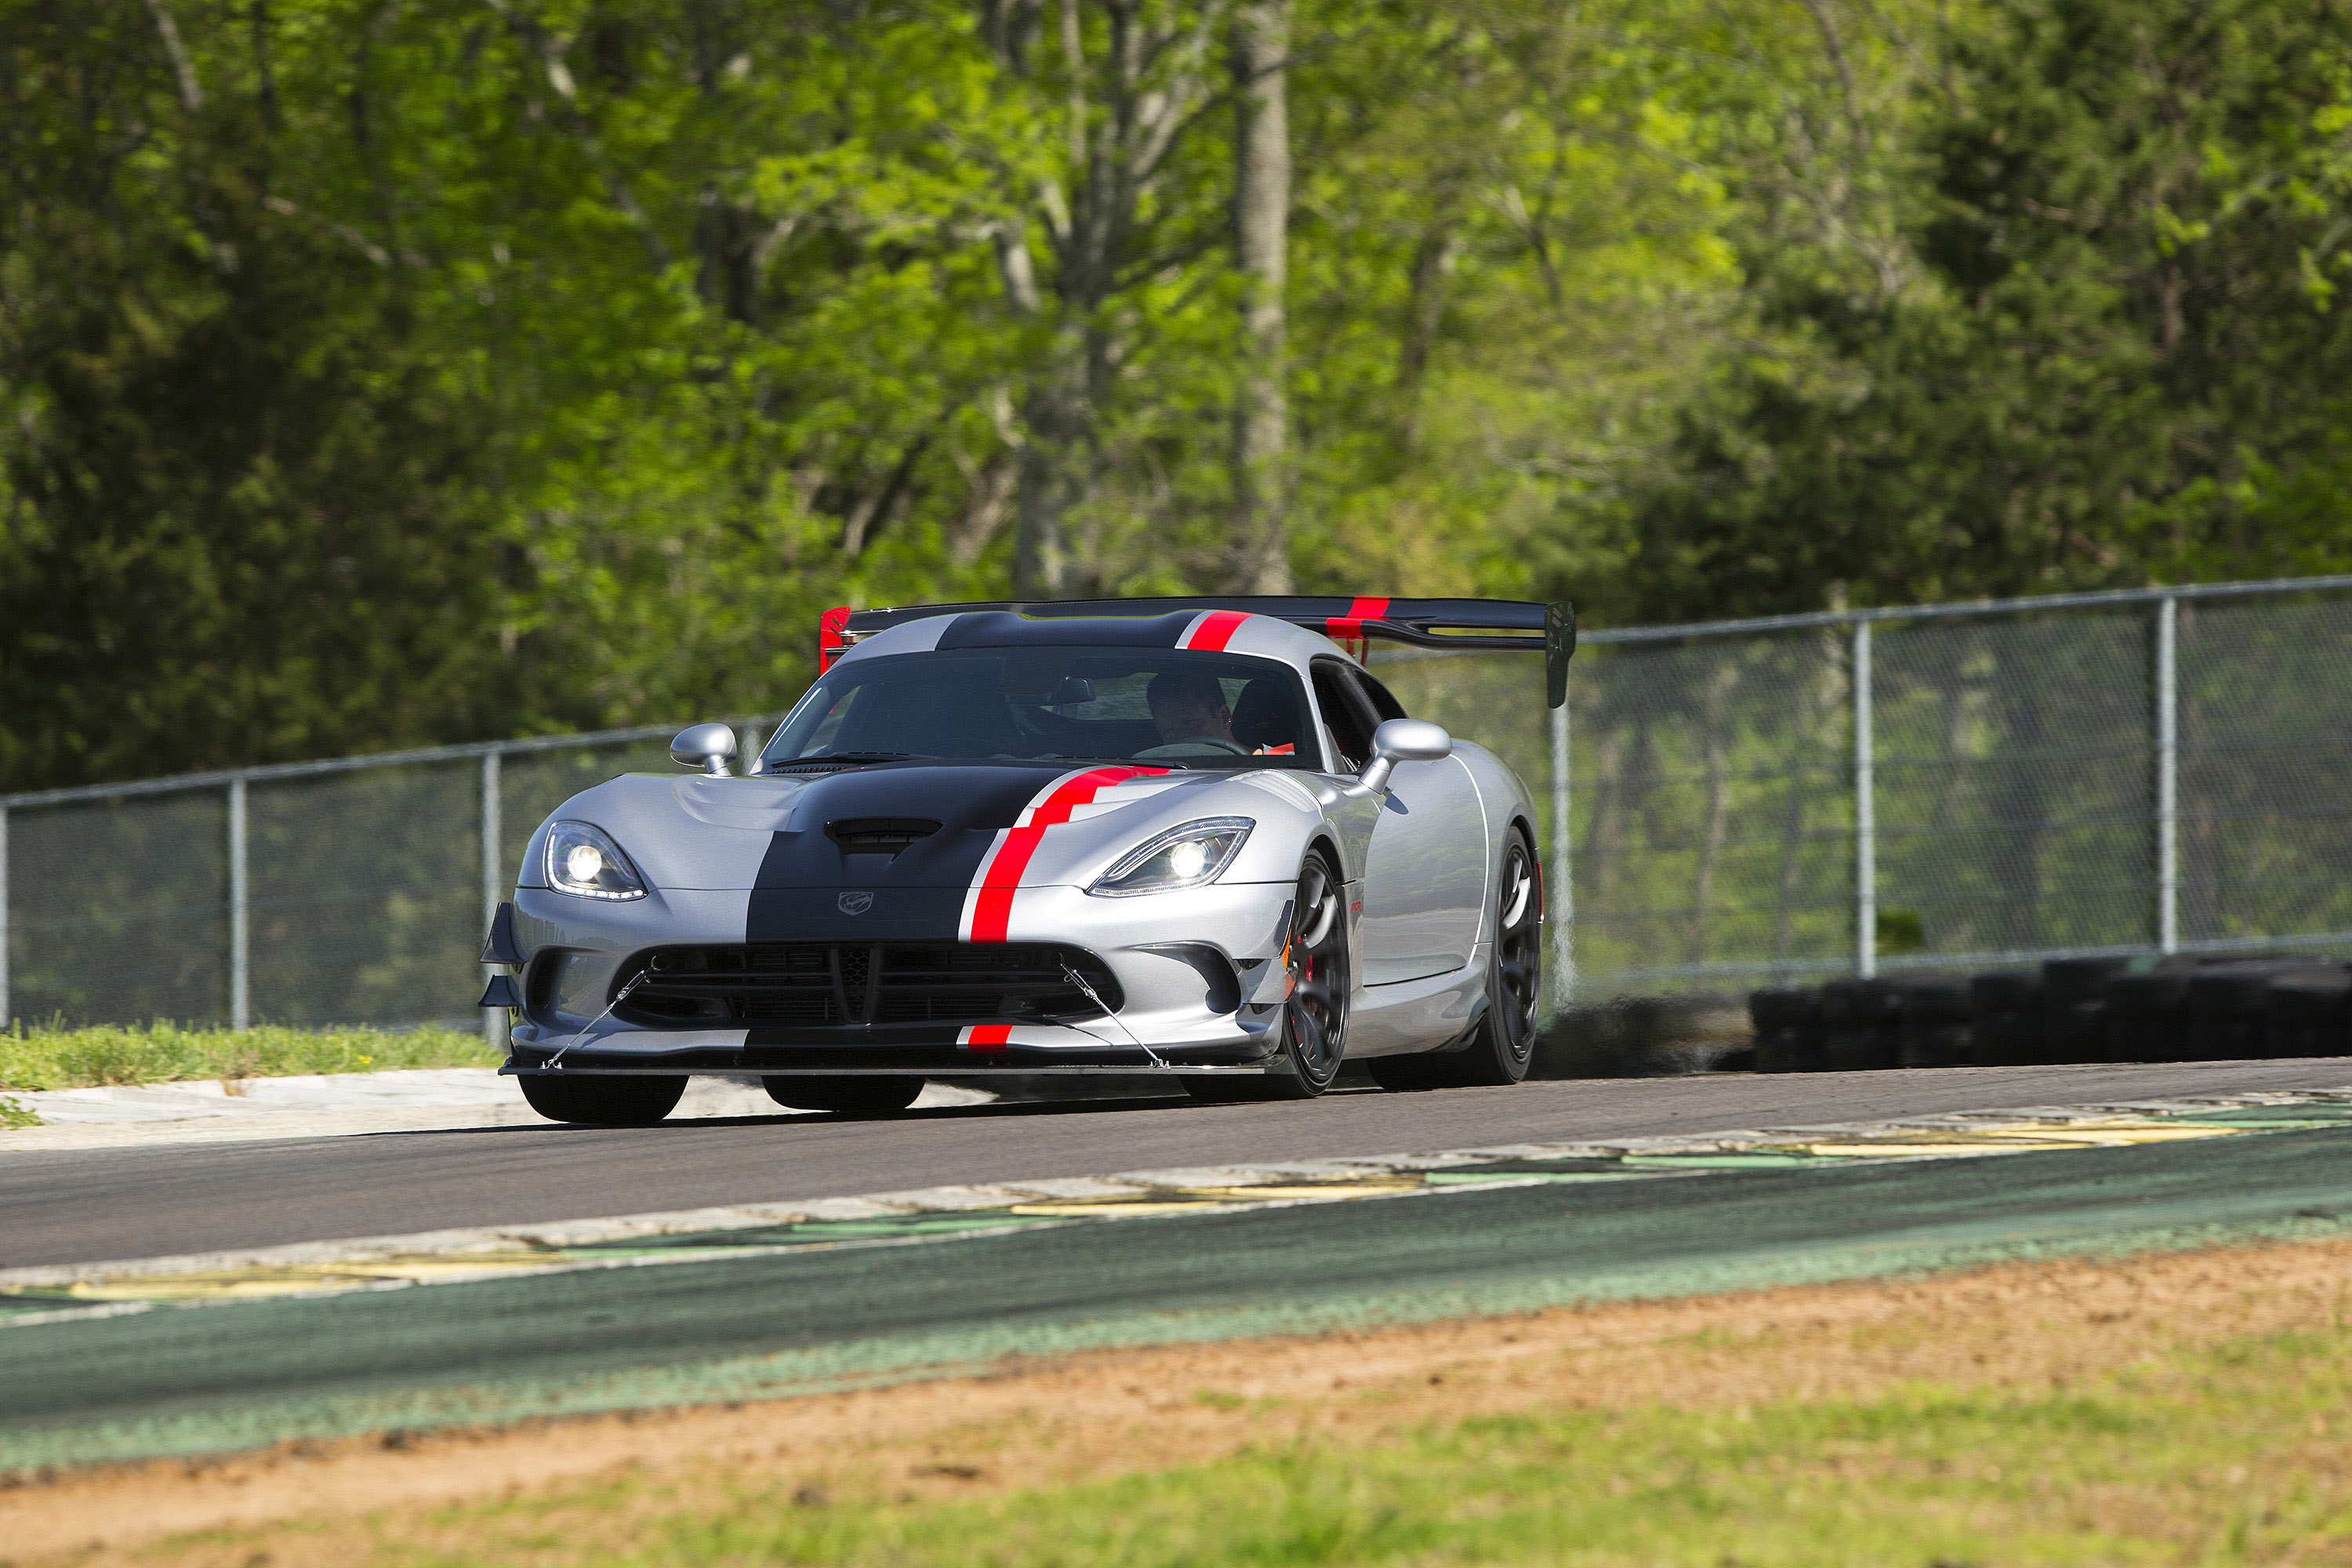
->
left=825, top=817, right=942, bottom=856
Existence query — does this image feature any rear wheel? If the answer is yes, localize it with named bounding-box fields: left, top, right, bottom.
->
left=764, top=1076, right=924, bottom=1116
left=518, top=1073, right=687, bottom=1126
left=1371, top=828, right=1541, bottom=1091
left=1186, top=851, right=1349, bottom=1102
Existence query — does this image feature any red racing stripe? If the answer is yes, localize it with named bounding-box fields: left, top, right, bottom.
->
left=1184, top=610, right=1249, bottom=652
left=967, top=766, right=1167, bottom=942
left=1323, top=594, right=1392, bottom=652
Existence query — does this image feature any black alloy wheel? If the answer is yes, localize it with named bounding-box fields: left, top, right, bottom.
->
left=764, top=1076, right=924, bottom=1116
left=1372, top=827, right=1542, bottom=1091
left=1187, top=850, right=1351, bottom=1102
left=519, top=1073, right=688, bottom=1125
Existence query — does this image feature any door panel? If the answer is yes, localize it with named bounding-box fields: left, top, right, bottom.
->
left=1358, top=754, right=1487, bottom=984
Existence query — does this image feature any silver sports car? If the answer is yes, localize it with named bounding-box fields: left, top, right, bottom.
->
left=481, top=596, right=1573, bottom=1123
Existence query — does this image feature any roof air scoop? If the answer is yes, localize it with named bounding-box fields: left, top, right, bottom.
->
left=825, top=818, right=942, bottom=857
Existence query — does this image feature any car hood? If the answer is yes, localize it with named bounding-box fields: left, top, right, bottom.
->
left=532, top=761, right=1315, bottom=895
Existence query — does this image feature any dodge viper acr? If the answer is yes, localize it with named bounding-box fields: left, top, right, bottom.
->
left=481, top=596, right=1573, bottom=1123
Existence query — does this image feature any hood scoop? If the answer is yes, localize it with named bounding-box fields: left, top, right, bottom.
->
left=825, top=817, right=942, bottom=857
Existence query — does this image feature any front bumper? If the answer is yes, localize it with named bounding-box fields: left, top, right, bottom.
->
left=501, top=879, right=1305, bottom=1075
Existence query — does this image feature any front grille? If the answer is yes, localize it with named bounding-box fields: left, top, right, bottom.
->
left=612, top=943, right=1121, bottom=1030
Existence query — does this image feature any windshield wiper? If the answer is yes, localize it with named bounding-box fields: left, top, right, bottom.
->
left=1039, top=755, right=1190, bottom=770
left=768, top=750, right=928, bottom=771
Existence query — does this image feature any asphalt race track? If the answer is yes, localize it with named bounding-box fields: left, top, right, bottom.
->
left=5, top=1089, right=2352, bottom=1472
left=5, top=1059, right=2350, bottom=1269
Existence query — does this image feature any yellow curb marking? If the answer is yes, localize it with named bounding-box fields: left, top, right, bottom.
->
left=1011, top=1201, right=1235, bottom=1218
left=58, top=1254, right=567, bottom=1301
left=1176, top=1184, right=1420, bottom=1201
left=1804, top=1142, right=2089, bottom=1158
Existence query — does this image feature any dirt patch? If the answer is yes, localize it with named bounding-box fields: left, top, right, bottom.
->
left=8, top=1235, right=2352, bottom=1564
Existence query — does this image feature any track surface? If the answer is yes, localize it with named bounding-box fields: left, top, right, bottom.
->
left=5, top=1059, right=2349, bottom=1268
left=8, top=1116, right=2352, bottom=1470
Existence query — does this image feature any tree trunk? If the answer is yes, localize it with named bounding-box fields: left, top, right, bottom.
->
left=989, top=0, right=1221, bottom=597
left=1229, top=0, right=1290, bottom=593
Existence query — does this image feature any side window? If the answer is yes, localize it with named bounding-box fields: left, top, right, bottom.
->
left=1311, top=661, right=1377, bottom=772
left=1348, top=667, right=1407, bottom=723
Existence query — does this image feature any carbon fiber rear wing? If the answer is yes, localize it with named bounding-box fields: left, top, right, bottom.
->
left=819, top=596, right=1576, bottom=707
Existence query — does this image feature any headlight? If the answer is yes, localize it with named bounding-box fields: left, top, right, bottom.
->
left=1088, top=818, right=1254, bottom=897
left=543, top=820, right=648, bottom=901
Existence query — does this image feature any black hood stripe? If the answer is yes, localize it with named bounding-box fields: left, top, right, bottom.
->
left=745, top=764, right=1064, bottom=942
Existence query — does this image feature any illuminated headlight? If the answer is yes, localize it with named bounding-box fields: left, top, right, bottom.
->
left=543, top=820, right=648, bottom=901
left=1089, top=818, right=1254, bottom=897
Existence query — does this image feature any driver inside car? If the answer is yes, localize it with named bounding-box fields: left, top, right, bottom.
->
left=1145, top=671, right=1296, bottom=757
left=1145, top=670, right=1242, bottom=753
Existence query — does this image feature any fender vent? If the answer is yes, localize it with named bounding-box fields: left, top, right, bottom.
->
left=825, top=818, right=942, bottom=855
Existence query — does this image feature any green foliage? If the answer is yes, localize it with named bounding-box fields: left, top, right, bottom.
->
left=1619, top=0, right=2352, bottom=622
left=0, top=1020, right=498, bottom=1091
left=3, top=0, right=2347, bottom=791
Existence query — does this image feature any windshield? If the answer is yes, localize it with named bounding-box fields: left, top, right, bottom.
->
left=762, top=648, right=1325, bottom=771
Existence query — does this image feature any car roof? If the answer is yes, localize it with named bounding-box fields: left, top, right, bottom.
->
left=832, top=608, right=1351, bottom=673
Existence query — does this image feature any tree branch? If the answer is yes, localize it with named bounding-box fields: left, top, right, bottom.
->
left=140, top=0, right=204, bottom=114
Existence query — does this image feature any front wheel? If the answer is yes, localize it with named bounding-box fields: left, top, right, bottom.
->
left=1186, top=851, right=1350, bottom=1102
left=519, top=1073, right=687, bottom=1125
left=764, top=1076, right=924, bottom=1116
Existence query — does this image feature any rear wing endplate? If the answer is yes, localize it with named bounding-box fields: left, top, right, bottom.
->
left=819, top=597, right=1576, bottom=708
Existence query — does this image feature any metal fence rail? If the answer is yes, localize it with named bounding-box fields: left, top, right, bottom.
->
left=1537, top=573, right=2352, bottom=999
left=6, top=573, right=2352, bottom=1035
left=0, top=719, right=776, bottom=1038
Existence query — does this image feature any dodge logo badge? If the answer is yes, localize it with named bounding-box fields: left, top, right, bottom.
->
left=838, top=891, right=873, bottom=916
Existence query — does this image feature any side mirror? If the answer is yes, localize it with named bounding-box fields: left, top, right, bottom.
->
left=1357, top=717, right=1452, bottom=795
left=670, top=722, right=739, bottom=777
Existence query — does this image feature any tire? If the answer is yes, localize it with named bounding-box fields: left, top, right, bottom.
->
left=518, top=1073, right=687, bottom=1126
left=1750, top=987, right=1824, bottom=1074
left=1370, top=829, right=1541, bottom=1091
left=764, top=1076, right=924, bottom=1116
left=1187, top=850, right=1350, bottom=1102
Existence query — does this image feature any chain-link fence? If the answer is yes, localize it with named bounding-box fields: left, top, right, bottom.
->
left=1483, top=575, right=2352, bottom=1002
left=0, top=723, right=773, bottom=1038
left=6, top=575, right=2352, bottom=1036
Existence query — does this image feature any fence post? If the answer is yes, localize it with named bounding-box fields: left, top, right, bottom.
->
left=2154, top=594, right=2180, bottom=953
left=481, top=750, right=506, bottom=1050
left=1853, top=620, right=1875, bottom=979
left=1550, top=696, right=1573, bottom=1008
left=0, top=806, right=9, bottom=1029
left=228, top=776, right=250, bottom=1029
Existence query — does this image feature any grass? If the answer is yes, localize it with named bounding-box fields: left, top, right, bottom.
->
left=164, top=1323, right=2352, bottom=1566
left=0, top=1019, right=500, bottom=1093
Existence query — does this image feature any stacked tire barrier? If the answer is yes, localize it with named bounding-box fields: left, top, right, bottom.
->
left=1749, top=956, right=2352, bottom=1072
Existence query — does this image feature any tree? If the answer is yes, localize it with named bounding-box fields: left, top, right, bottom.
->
left=0, top=0, right=517, bottom=786
left=1229, top=0, right=1290, bottom=592
left=1606, top=0, right=2352, bottom=621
